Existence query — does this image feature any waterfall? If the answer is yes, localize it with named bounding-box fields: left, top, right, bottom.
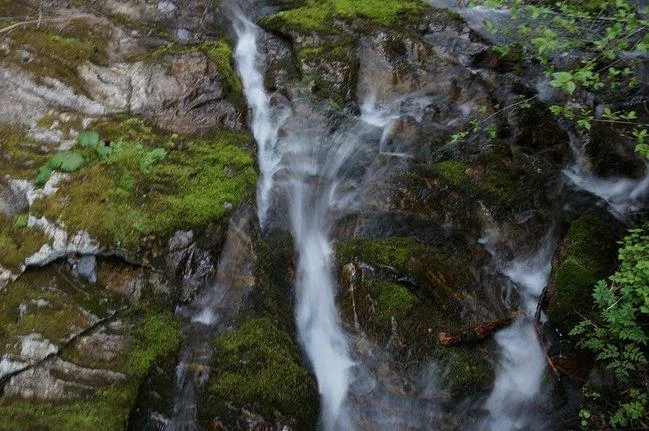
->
left=481, top=235, right=555, bottom=431
left=233, top=17, right=286, bottom=227
left=564, top=135, right=649, bottom=218
left=233, top=13, right=356, bottom=428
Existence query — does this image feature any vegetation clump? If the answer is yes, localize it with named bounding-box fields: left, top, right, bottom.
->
left=547, top=215, right=618, bottom=328
left=261, top=0, right=425, bottom=33
left=201, top=318, right=318, bottom=428
left=33, top=119, right=257, bottom=248
left=571, top=226, right=649, bottom=428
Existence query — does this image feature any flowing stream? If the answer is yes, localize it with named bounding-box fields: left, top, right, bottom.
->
left=162, top=3, right=649, bottom=430
left=233, top=10, right=437, bottom=429
left=480, top=234, right=555, bottom=431
left=234, top=14, right=356, bottom=428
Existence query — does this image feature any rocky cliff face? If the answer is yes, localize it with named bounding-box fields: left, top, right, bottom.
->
left=0, top=0, right=645, bottom=430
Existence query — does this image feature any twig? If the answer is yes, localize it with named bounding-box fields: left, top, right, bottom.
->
left=0, top=17, right=78, bottom=34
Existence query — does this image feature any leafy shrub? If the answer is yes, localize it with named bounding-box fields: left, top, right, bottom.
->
left=571, top=227, right=649, bottom=427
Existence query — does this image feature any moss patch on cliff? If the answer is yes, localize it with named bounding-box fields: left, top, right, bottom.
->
left=32, top=119, right=257, bottom=249
left=200, top=318, right=318, bottom=428
left=0, top=214, right=49, bottom=272
left=261, top=0, right=425, bottom=33
left=547, top=215, right=618, bottom=328
left=0, top=309, right=180, bottom=431
left=0, top=269, right=113, bottom=355
left=3, top=18, right=110, bottom=93
left=132, top=39, right=244, bottom=107
left=0, top=125, right=48, bottom=179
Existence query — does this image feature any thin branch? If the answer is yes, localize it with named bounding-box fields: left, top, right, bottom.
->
left=0, top=17, right=78, bottom=34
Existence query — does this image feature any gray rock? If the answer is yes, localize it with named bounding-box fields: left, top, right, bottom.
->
left=74, top=255, right=98, bottom=284
left=71, top=328, right=129, bottom=363
left=4, top=366, right=96, bottom=402
left=0, top=180, right=29, bottom=216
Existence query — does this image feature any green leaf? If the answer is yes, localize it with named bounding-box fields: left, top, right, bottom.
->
left=35, top=165, right=53, bottom=187
left=564, top=80, right=577, bottom=94
left=77, top=131, right=100, bottom=148
left=49, top=152, right=84, bottom=172
left=96, top=142, right=112, bottom=160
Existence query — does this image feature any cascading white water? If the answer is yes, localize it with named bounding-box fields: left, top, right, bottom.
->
left=481, top=236, right=555, bottom=431
left=564, top=135, right=649, bottom=217
left=234, top=14, right=356, bottom=428
left=233, top=17, right=287, bottom=227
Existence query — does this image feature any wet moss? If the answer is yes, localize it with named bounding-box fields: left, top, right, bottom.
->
left=33, top=119, right=257, bottom=249
left=201, top=318, right=319, bottom=428
left=261, top=0, right=426, bottom=33
left=248, top=231, right=297, bottom=335
left=547, top=215, right=618, bottom=327
left=337, top=236, right=430, bottom=273
left=439, top=345, right=494, bottom=398
left=364, top=278, right=419, bottom=322
left=433, top=160, right=472, bottom=186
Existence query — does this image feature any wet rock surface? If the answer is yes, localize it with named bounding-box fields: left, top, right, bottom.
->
left=0, top=0, right=646, bottom=429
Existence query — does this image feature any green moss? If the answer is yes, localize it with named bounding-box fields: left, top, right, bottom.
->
left=337, top=236, right=432, bottom=274
left=201, top=318, right=318, bottom=427
left=261, top=0, right=425, bottom=33
left=248, top=231, right=297, bottom=334
left=439, top=345, right=494, bottom=397
left=34, top=120, right=257, bottom=248
left=4, top=20, right=110, bottom=93
left=547, top=215, right=618, bottom=327
left=0, top=307, right=180, bottom=431
left=127, top=311, right=182, bottom=378
left=433, top=161, right=472, bottom=186
left=0, top=125, right=49, bottom=179
left=364, top=278, right=418, bottom=321
left=0, top=214, right=48, bottom=272
left=0, top=385, right=138, bottom=431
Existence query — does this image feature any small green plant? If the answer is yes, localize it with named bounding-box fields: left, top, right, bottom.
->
left=570, top=226, right=649, bottom=427
left=35, top=151, right=84, bottom=186
left=451, top=0, right=648, bottom=146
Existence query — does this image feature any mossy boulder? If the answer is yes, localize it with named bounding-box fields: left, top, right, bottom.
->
left=260, top=0, right=426, bottom=34
left=337, top=236, right=502, bottom=356
left=199, top=318, right=319, bottom=429
left=546, top=214, right=620, bottom=329
left=246, top=231, right=297, bottom=335
left=32, top=118, right=257, bottom=251
left=0, top=267, right=181, bottom=431
left=438, top=345, right=495, bottom=398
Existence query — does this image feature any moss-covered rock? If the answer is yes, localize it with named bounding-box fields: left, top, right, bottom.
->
left=130, top=40, right=245, bottom=109
left=546, top=214, right=619, bottom=328
left=0, top=213, right=49, bottom=272
left=260, top=0, right=426, bottom=33
left=199, top=318, right=319, bottom=429
left=438, top=345, right=495, bottom=398
left=246, top=231, right=297, bottom=334
left=1, top=18, right=110, bottom=94
left=337, top=237, right=501, bottom=361
left=32, top=118, right=257, bottom=250
left=0, top=267, right=181, bottom=431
